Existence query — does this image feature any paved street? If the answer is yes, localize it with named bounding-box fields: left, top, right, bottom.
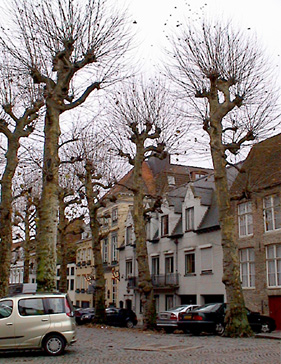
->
left=0, top=326, right=280, bottom=364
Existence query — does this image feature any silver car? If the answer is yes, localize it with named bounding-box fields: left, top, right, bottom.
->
left=0, top=292, right=76, bottom=356
left=156, top=304, right=199, bottom=331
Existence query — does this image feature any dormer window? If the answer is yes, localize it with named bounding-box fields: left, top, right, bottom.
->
left=112, top=208, right=118, bottom=225
left=185, top=207, right=194, bottom=231
left=161, top=215, right=169, bottom=236
left=167, top=175, right=175, bottom=186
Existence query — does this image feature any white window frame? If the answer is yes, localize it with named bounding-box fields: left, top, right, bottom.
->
left=112, top=208, right=118, bottom=224
left=266, top=244, right=281, bottom=287
left=111, top=233, right=118, bottom=262
left=238, top=202, right=253, bottom=237
left=239, top=248, right=255, bottom=288
left=185, top=252, right=195, bottom=275
left=161, top=215, right=169, bottom=236
left=125, top=260, right=133, bottom=279
left=200, top=245, right=213, bottom=274
left=103, top=238, right=108, bottom=263
left=125, top=226, right=133, bottom=245
left=151, top=256, right=160, bottom=276
left=185, top=207, right=194, bottom=231
left=263, top=195, right=281, bottom=232
left=165, top=255, right=174, bottom=274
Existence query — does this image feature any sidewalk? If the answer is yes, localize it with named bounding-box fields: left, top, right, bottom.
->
left=256, top=330, right=281, bottom=340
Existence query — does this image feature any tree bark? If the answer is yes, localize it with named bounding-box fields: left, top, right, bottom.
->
left=36, top=107, right=60, bottom=291
left=208, top=109, right=252, bottom=337
left=0, top=137, right=19, bottom=296
left=133, top=147, right=156, bottom=330
left=85, top=164, right=106, bottom=323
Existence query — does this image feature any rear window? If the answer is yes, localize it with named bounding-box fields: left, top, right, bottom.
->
left=195, top=303, right=222, bottom=312
left=45, top=297, right=65, bottom=314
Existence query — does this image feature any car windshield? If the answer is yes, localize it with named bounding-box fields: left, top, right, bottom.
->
left=194, top=303, right=222, bottom=312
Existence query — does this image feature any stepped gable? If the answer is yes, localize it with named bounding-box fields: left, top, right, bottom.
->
left=230, top=133, right=281, bottom=198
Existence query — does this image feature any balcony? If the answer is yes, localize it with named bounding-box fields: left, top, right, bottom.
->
left=126, top=273, right=179, bottom=290
left=151, top=273, right=179, bottom=288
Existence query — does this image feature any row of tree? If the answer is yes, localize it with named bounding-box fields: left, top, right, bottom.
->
left=0, top=0, right=279, bottom=336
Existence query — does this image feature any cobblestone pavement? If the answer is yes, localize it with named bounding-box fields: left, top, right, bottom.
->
left=0, top=326, right=280, bottom=364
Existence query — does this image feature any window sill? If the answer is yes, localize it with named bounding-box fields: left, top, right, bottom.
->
left=184, top=273, right=196, bottom=277
left=200, top=271, right=213, bottom=275
left=242, top=287, right=255, bottom=290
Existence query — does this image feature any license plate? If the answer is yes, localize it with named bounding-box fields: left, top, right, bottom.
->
left=183, top=314, right=192, bottom=320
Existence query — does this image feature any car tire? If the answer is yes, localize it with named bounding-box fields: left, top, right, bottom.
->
left=260, top=322, right=271, bottom=333
left=43, top=334, right=66, bottom=356
left=126, top=320, right=134, bottom=329
left=215, top=323, right=225, bottom=336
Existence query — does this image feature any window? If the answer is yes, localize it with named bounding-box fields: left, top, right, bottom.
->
left=0, top=300, right=13, bottom=318
left=112, top=279, right=117, bottom=305
left=266, top=244, right=281, bottom=287
left=71, top=267, right=75, bottom=276
left=18, top=298, right=45, bottom=316
left=264, top=195, right=281, bottom=232
left=103, top=212, right=109, bottom=227
left=161, top=215, right=169, bottom=236
left=185, top=207, right=194, bottom=231
left=239, top=248, right=255, bottom=288
left=185, top=253, right=195, bottom=275
left=70, top=279, right=74, bottom=291
left=165, top=295, right=173, bottom=310
left=151, top=256, right=160, bottom=276
left=126, top=260, right=133, bottom=279
left=112, top=208, right=118, bottom=224
left=111, top=233, right=118, bottom=262
left=46, top=298, right=65, bottom=314
left=126, top=226, right=133, bottom=245
left=165, top=255, right=174, bottom=274
left=200, top=246, right=212, bottom=274
left=238, top=202, right=253, bottom=237
left=103, top=238, right=108, bottom=263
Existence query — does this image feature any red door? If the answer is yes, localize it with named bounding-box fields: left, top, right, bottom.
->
left=268, top=296, right=281, bottom=330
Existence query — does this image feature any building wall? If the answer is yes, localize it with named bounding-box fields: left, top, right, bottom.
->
left=233, top=185, right=281, bottom=319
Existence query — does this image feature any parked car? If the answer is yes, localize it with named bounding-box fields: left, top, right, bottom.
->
left=0, top=292, right=76, bottom=356
left=106, top=308, right=138, bottom=328
left=178, top=303, right=276, bottom=336
left=74, top=307, right=95, bottom=325
left=156, top=304, right=199, bottom=331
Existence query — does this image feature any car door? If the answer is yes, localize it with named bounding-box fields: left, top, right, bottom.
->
left=0, top=299, right=15, bottom=348
left=14, top=297, right=50, bottom=348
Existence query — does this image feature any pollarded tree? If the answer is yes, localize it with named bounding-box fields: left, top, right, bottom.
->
left=166, top=20, right=280, bottom=337
left=108, top=78, right=187, bottom=329
left=65, top=126, right=118, bottom=323
left=0, top=54, right=43, bottom=297
left=0, top=0, right=132, bottom=291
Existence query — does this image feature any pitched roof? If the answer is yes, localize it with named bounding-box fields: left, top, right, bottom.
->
left=230, top=133, right=281, bottom=198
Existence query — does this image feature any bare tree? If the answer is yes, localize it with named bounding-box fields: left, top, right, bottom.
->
left=64, top=126, right=117, bottom=323
left=166, top=19, right=280, bottom=336
left=0, top=0, right=132, bottom=291
left=0, top=54, right=43, bottom=296
left=108, top=78, right=187, bottom=329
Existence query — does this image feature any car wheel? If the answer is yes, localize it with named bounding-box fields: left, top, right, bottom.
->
left=215, top=323, right=225, bottom=336
left=126, top=320, right=134, bottom=329
left=260, top=322, right=271, bottom=333
left=43, top=334, right=66, bottom=356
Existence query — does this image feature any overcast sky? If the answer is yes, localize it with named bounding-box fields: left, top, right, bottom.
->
left=122, top=0, right=281, bottom=82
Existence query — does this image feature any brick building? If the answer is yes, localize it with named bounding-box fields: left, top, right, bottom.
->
left=231, top=133, right=281, bottom=329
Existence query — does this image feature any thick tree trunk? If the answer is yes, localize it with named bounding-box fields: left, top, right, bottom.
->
left=209, top=119, right=252, bottom=337
left=0, top=138, right=20, bottom=297
left=133, top=149, right=156, bottom=330
left=36, top=107, right=60, bottom=291
left=85, top=165, right=106, bottom=322
left=23, top=198, right=31, bottom=284
left=58, top=193, right=68, bottom=293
